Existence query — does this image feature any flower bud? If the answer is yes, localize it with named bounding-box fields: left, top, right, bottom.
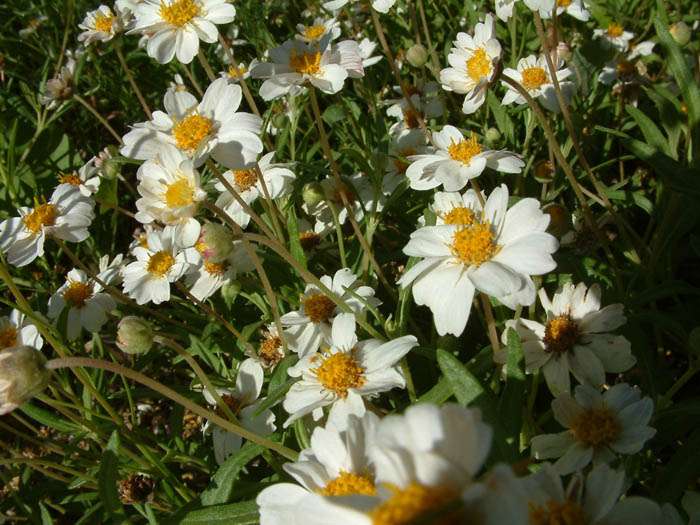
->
left=302, top=182, right=325, bottom=207
left=533, top=160, right=555, bottom=183
left=406, top=44, right=428, bottom=68
left=670, top=22, right=691, bottom=46
left=272, top=112, right=288, bottom=129
left=484, top=127, right=501, bottom=147
left=117, top=317, right=154, bottom=355
left=543, top=203, right=570, bottom=237
left=0, top=346, right=50, bottom=415
left=196, top=223, right=235, bottom=263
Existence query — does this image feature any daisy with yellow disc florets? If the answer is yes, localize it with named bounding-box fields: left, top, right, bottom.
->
left=77, top=4, right=125, bottom=45
left=398, top=185, right=558, bottom=336
left=502, top=55, right=575, bottom=113
left=0, top=310, right=43, bottom=352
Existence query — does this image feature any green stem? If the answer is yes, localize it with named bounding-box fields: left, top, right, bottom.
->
left=73, top=94, right=123, bottom=145
left=114, top=38, right=152, bottom=119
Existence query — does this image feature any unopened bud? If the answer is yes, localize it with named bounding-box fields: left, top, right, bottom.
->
left=302, top=182, right=325, bottom=207
left=0, top=346, right=50, bottom=415
left=484, top=127, right=501, bottom=147
left=272, top=112, right=287, bottom=129
left=196, top=223, right=234, bottom=263
left=669, top=22, right=691, bottom=46
left=554, top=41, right=572, bottom=61
left=406, top=44, right=428, bottom=68
left=534, top=160, right=555, bottom=183
left=117, top=317, right=153, bottom=355
left=543, top=203, right=570, bottom=237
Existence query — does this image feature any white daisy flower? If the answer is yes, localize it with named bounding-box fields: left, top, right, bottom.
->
left=385, top=81, right=443, bottom=139
left=251, top=39, right=349, bottom=100
left=323, top=0, right=396, bottom=14
left=257, top=410, right=380, bottom=524
left=358, top=38, right=382, bottom=68
left=47, top=269, right=116, bottom=341
left=542, top=0, right=590, bottom=21
left=502, top=55, right=575, bottom=113
left=440, top=14, right=501, bottom=115
left=214, top=24, right=247, bottom=64
left=202, top=359, right=276, bottom=465
left=628, top=41, right=656, bottom=60
left=245, top=324, right=287, bottom=370
left=593, top=23, right=635, bottom=52
left=302, top=173, right=382, bottom=236
left=221, top=59, right=259, bottom=83
left=41, top=57, right=77, bottom=110
left=134, top=146, right=207, bottom=247
left=280, top=268, right=381, bottom=356
left=77, top=5, right=125, bottom=46
left=214, top=151, right=296, bottom=229
left=495, top=282, right=636, bottom=396
left=186, top=240, right=253, bottom=301
left=128, top=225, right=157, bottom=256
left=523, top=0, right=556, bottom=16
left=398, top=184, right=558, bottom=337
left=0, top=185, right=95, bottom=267
left=522, top=463, right=662, bottom=524
left=332, top=39, right=366, bottom=79
left=295, top=17, right=341, bottom=44
left=98, top=254, right=125, bottom=286
left=405, top=125, right=524, bottom=191
left=283, top=313, right=417, bottom=428
left=121, top=225, right=199, bottom=305
left=383, top=129, right=428, bottom=194
left=19, top=15, right=48, bottom=38
left=129, top=0, right=236, bottom=64
left=495, top=0, right=518, bottom=21
left=121, top=78, right=263, bottom=170
left=531, top=383, right=656, bottom=474
left=57, top=157, right=101, bottom=197
left=0, top=309, right=43, bottom=352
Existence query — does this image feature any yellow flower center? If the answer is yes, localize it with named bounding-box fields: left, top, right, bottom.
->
left=164, top=177, right=195, bottom=208
left=312, top=350, right=365, bottom=398
left=137, top=234, right=149, bottom=249
left=369, top=482, right=456, bottom=525
left=258, top=336, right=283, bottom=367
left=290, top=50, right=322, bottom=75
left=393, top=148, right=417, bottom=173
left=450, top=222, right=498, bottom=267
left=305, top=24, right=325, bottom=40
left=321, top=471, right=376, bottom=496
left=147, top=251, right=175, bottom=276
left=203, top=261, right=228, bottom=276
left=172, top=112, right=212, bottom=151
left=616, top=60, right=636, bottom=75
left=227, top=65, right=248, bottom=78
left=62, top=280, right=93, bottom=308
left=570, top=406, right=621, bottom=447
left=521, top=66, right=549, bottom=91
left=233, top=169, right=258, bottom=191
left=160, top=0, right=199, bottom=26
left=529, top=500, right=584, bottom=525
left=543, top=315, right=580, bottom=354
left=59, top=171, right=81, bottom=186
left=94, top=13, right=114, bottom=33
left=23, top=203, right=58, bottom=233
left=556, top=0, right=572, bottom=6
left=303, top=293, right=336, bottom=323
left=448, top=133, right=483, bottom=165
left=442, top=205, right=475, bottom=226
left=299, top=232, right=320, bottom=250
left=607, top=22, right=624, bottom=38
left=466, top=48, right=491, bottom=82
left=0, top=326, right=19, bottom=350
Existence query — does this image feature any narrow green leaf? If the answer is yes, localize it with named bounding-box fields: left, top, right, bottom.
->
left=654, top=428, right=700, bottom=503
left=418, top=377, right=452, bottom=405
left=626, top=104, right=671, bottom=157
left=99, top=431, right=127, bottom=523
left=286, top=206, right=307, bottom=269
left=253, top=377, right=297, bottom=418
left=498, top=328, right=526, bottom=440
left=201, top=441, right=266, bottom=506
left=20, top=404, right=82, bottom=433
left=165, top=500, right=259, bottom=525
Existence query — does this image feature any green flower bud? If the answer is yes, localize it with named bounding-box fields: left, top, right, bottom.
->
left=196, top=222, right=234, bottom=263
left=272, top=112, right=288, bottom=129
left=670, top=22, right=691, bottom=46
left=484, top=127, right=501, bottom=147
left=302, top=182, right=325, bottom=207
left=221, top=280, right=242, bottom=304
left=0, top=346, right=50, bottom=415
left=117, top=317, right=154, bottom=355
left=406, top=44, right=428, bottom=68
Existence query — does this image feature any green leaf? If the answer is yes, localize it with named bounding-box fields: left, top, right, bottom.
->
left=201, top=441, right=266, bottom=506
left=165, top=500, right=259, bottom=525
left=286, top=206, right=307, bottom=268
left=253, top=377, right=297, bottom=418
left=625, top=104, right=672, bottom=157
left=654, top=427, right=700, bottom=503
left=20, top=404, right=82, bottom=433
left=99, top=431, right=127, bottom=523
left=497, top=329, right=526, bottom=441
left=418, top=377, right=452, bottom=405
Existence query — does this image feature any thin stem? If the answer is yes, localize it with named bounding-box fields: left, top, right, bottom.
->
left=181, top=63, right=204, bottom=97
left=73, top=95, right=123, bottom=145
left=45, top=357, right=299, bottom=461
left=217, top=33, right=262, bottom=118
left=656, top=364, right=699, bottom=412
left=114, top=39, right=152, bottom=119
left=255, top=163, right=286, bottom=239
left=416, top=0, right=441, bottom=77
left=197, top=49, right=217, bottom=82
left=479, top=292, right=500, bottom=355
left=53, top=0, right=74, bottom=77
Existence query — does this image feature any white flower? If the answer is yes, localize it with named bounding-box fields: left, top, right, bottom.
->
left=383, top=129, right=428, bottom=194
left=121, top=78, right=263, bottom=170
left=496, top=282, right=636, bottom=396
left=295, top=17, right=341, bottom=44
left=495, top=0, right=518, bottom=21
left=203, top=359, right=276, bottom=465
left=19, top=15, right=48, bottom=38
left=531, top=383, right=656, bottom=474
left=245, top=324, right=287, bottom=370
left=398, top=184, right=558, bottom=336
left=186, top=240, right=253, bottom=301
left=47, top=269, right=116, bottom=341
left=358, top=38, right=382, bottom=68
left=440, top=15, right=501, bottom=114
left=129, top=0, right=236, bottom=64
left=502, top=55, right=575, bottom=113
left=280, top=268, right=381, bottom=356
left=78, top=5, right=125, bottom=45
left=523, top=0, right=556, bottom=16
left=593, top=23, right=635, bottom=52
left=251, top=39, right=349, bottom=100
left=57, top=158, right=101, bottom=197
left=221, top=59, right=259, bottom=83
left=405, top=125, right=524, bottom=191
left=0, top=309, right=43, bottom=352
left=628, top=41, right=656, bottom=60
left=283, top=313, right=416, bottom=429
left=323, top=0, right=396, bottom=14
left=134, top=146, right=207, bottom=246
left=214, top=151, right=296, bottom=229
left=332, top=40, right=366, bottom=79
left=41, top=58, right=77, bottom=110
left=121, top=225, right=198, bottom=305
left=542, top=0, right=590, bottom=21
left=98, top=254, right=125, bottom=286
left=0, top=185, right=95, bottom=267
left=385, top=81, right=443, bottom=139
left=214, top=24, right=247, bottom=64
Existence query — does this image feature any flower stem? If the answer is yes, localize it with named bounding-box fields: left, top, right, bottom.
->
left=197, top=48, right=217, bottom=82
left=73, top=94, right=123, bottom=145
left=114, top=38, right=152, bottom=119
left=217, top=33, right=261, bottom=118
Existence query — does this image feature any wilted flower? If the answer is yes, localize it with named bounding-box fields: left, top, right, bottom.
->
left=0, top=346, right=50, bottom=415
